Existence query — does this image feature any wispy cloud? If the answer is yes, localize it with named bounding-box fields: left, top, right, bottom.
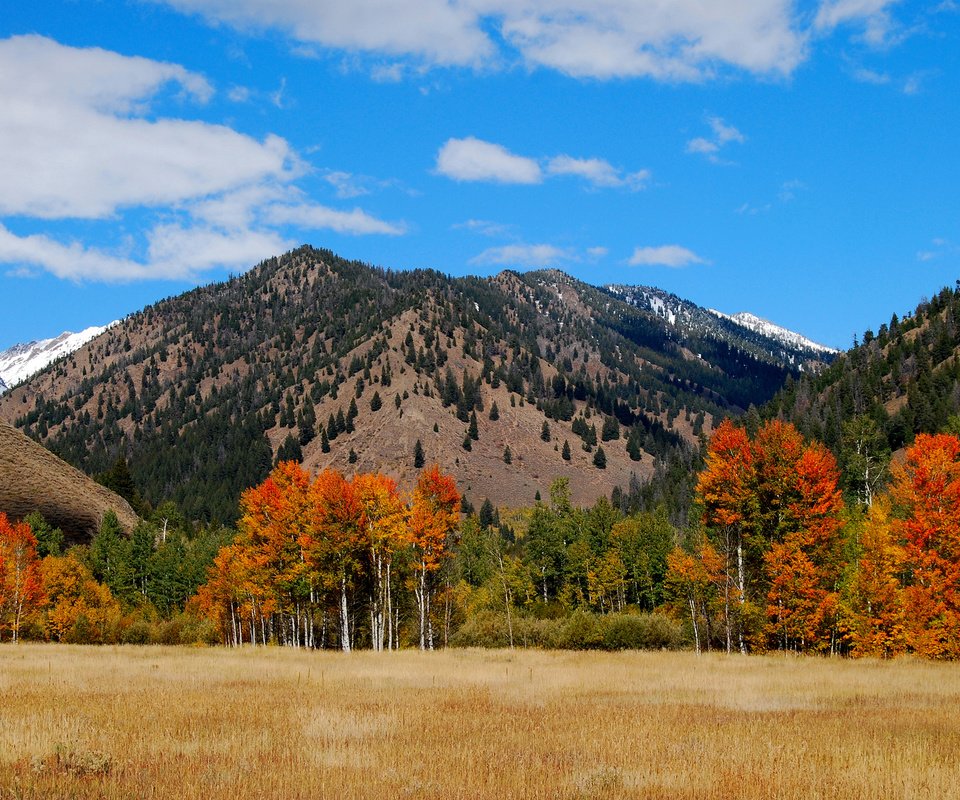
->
left=686, top=116, right=745, bottom=164
left=470, top=243, right=574, bottom=268
left=628, top=245, right=706, bottom=268
left=436, top=137, right=649, bottom=190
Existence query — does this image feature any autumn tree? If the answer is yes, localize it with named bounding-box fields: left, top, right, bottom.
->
left=0, top=514, right=45, bottom=642
left=890, top=433, right=960, bottom=658
left=408, top=465, right=460, bottom=649
left=696, top=419, right=754, bottom=652
left=353, top=473, right=407, bottom=651
left=665, top=537, right=723, bottom=654
left=842, top=498, right=907, bottom=657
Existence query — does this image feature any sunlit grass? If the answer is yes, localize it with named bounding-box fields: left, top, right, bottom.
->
left=1, top=644, right=957, bottom=799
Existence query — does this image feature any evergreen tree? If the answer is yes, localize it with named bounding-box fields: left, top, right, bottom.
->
left=541, top=420, right=551, bottom=442
left=562, top=440, right=572, bottom=461
left=489, top=401, right=500, bottom=421
left=593, top=446, right=607, bottom=469
left=370, top=391, right=383, bottom=412
left=468, top=410, right=479, bottom=441
left=414, top=438, right=425, bottom=468
left=503, top=445, right=513, bottom=464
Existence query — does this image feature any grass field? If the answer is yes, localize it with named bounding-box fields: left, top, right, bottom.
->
left=1, top=644, right=957, bottom=799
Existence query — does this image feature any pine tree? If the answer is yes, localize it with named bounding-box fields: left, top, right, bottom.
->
left=489, top=401, right=500, bottom=421
left=468, top=411, right=479, bottom=441
left=541, top=420, right=551, bottom=442
left=503, top=445, right=513, bottom=464
left=370, top=391, right=383, bottom=412
left=462, top=434, right=472, bottom=451
left=414, top=439, right=425, bottom=468
left=562, top=440, right=571, bottom=461
left=593, top=446, right=607, bottom=469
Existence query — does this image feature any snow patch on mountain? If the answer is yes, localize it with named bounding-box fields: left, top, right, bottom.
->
left=709, top=310, right=838, bottom=355
left=0, top=323, right=115, bottom=393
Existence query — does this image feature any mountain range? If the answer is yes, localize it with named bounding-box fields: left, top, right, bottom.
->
left=0, top=246, right=835, bottom=522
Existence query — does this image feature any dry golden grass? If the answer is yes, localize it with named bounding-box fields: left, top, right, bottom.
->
left=1, top=644, right=958, bottom=799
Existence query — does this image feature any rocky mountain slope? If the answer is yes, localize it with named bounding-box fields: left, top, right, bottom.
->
left=0, top=246, right=832, bottom=522
left=0, top=420, right=137, bottom=545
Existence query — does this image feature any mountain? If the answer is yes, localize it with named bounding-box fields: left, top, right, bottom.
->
left=0, top=246, right=833, bottom=523
left=708, top=310, right=837, bottom=357
left=0, top=419, right=138, bottom=545
left=0, top=323, right=115, bottom=393
left=605, top=284, right=836, bottom=370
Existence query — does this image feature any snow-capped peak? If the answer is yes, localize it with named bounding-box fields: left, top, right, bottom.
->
left=709, top=310, right=837, bottom=355
left=0, top=323, right=116, bottom=393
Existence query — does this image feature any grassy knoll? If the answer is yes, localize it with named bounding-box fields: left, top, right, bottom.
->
left=1, top=644, right=957, bottom=799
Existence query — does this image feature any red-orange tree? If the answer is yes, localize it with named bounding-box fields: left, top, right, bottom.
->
left=0, top=514, right=45, bottom=642
left=891, top=433, right=960, bottom=658
left=695, top=420, right=845, bottom=653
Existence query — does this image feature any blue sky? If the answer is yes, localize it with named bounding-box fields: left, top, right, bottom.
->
left=1, top=1, right=958, bottom=350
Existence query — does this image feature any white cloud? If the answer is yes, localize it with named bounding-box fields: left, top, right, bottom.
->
left=436, top=137, right=542, bottom=184
left=264, top=203, right=405, bottom=235
left=155, top=0, right=810, bottom=81
left=587, top=246, right=609, bottom=260
left=0, top=35, right=404, bottom=282
left=437, top=138, right=649, bottom=190
left=470, top=243, right=572, bottom=267
left=686, top=116, right=745, bottom=163
left=0, top=35, right=292, bottom=220
left=814, top=0, right=900, bottom=45
left=628, top=245, right=706, bottom=268
left=0, top=222, right=292, bottom=282
left=322, top=171, right=371, bottom=199
left=546, top=156, right=650, bottom=190
left=453, top=219, right=515, bottom=238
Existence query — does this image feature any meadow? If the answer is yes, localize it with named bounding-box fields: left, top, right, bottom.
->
left=1, top=645, right=957, bottom=799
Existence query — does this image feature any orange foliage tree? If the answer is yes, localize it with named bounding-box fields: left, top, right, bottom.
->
left=39, top=553, right=121, bottom=643
left=408, top=465, right=461, bottom=650
left=695, top=420, right=845, bottom=653
left=843, top=498, right=907, bottom=657
left=665, top=537, right=723, bottom=654
left=890, top=433, right=960, bottom=658
left=0, top=514, right=45, bottom=642
left=193, top=462, right=460, bottom=650
left=353, top=473, right=407, bottom=651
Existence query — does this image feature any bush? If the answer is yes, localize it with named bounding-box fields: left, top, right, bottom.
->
left=451, top=609, right=683, bottom=651
left=121, top=622, right=153, bottom=645
left=601, top=613, right=682, bottom=650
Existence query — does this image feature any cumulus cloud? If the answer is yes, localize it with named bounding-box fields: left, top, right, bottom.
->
left=436, top=137, right=542, bottom=184
left=470, top=243, right=572, bottom=268
left=0, top=35, right=404, bottom=282
left=155, top=0, right=811, bottom=81
left=628, top=245, right=706, bottom=268
left=437, top=138, right=648, bottom=190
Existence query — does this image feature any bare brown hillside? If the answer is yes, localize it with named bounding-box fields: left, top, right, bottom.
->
left=0, top=420, right=137, bottom=544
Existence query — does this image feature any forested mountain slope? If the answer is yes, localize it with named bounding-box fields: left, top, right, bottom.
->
left=0, top=246, right=828, bottom=522
left=765, top=282, right=960, bottom=500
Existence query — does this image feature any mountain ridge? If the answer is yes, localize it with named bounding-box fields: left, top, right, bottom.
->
left=0, top=246, right=833, bottom=522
